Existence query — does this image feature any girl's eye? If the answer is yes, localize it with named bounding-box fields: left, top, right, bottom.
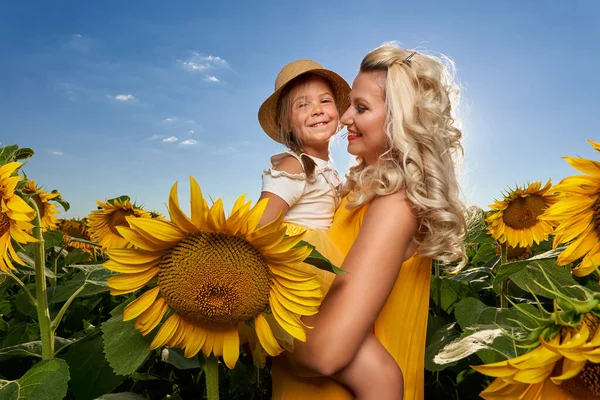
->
left=321, top=98, right=333, bottom=104
left=298, top=103, right=308, bottom=108
left=356, top=105, right=368, bottom=113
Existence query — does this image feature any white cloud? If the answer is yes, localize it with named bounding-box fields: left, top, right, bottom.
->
left=180, top=53, right=228, bottom=72
left=51, top=151, right=63, bottom=156
left=188, top=130, right=195, bottom=135
left=112, top=94, right=135, bottom=102
left=72, top=34, right=82, bottom=38
left=204, top=75, right=219, bottom=83
left=147, top=134, right=163, bottom=141
left=162, top=136, right=178, bottom=143
left=162, top=117, right=177, bottom=123
left=180, top=139, right=197, bottom=146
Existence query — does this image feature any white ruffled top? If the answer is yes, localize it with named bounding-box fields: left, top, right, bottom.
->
left=261, top=151, right=342, bottom=230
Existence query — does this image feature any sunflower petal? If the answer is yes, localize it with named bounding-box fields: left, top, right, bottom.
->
left=255, top=314, right=284, bottom=356
left=123, top=287, right=161, bottom=321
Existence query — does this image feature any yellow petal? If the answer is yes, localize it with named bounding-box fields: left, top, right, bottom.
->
left=149, top=313, right=181, bottom=350
left=184, top=323, right=208, bottom=357
left=222, top=328, right=240, bottom=369
left=123, top=287, right=161, bottom=321
left=254, top=314, right=284, bottom=356
left=107, top=267, right=159, bottom=294
left=269, top=293, right=306, bottom=342
left=168, top=182, right=199, bottom=233
left=134, top=297, right=167, bottom=335
left=189, top=177, right=208, bottom=230
left=127, top=217, right=186, bottom=244
left=106, top=248, right=164, bottom=264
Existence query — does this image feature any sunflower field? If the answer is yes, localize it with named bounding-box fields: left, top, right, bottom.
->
left=0, top=140, right=598, bottom=400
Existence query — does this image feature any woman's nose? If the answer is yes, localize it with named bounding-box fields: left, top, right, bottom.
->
left=340, top=106, right=352, bottom=125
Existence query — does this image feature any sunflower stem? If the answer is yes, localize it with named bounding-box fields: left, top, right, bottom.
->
left=26, top=197, right=54, bottom=360
left=434, top=260, right=441, bottom=314
left=5, top=271, right=37, bottom=307
left=204, top=355, right=220, bottom=400
left=500, top=242, right=509, bottom=308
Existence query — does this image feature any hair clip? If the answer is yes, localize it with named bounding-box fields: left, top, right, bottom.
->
left=402, top=51, right=417, bottom=66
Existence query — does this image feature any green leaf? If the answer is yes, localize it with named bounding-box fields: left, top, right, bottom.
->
left=14, top=289, right=37, bottom=319
left=433, top=327, right=505, bottom=366
left=1, top=323, right=39, bottom=348
left=0, top=145, right=19, bottom=165
left=295, top=240, right=345, bottom=274
left=49, top=190, right=70, bottom=212
left=454, top=297, right=488, bottom=330
left=0, top=337, right=73, bottom=361
left=161, top=347, right=203, bottom=370
left=425, top=323, right=461, bottom=371
left=43, top=231, right=64, bottom=250
left=48, top=268, right=113, bottom=304
left=430, top=277, right=473, bottom=313
left=471, top=243, right=499, bottom=267
left=96, top=394, right=147, bottom=400
left=12, top=148, right=35, bottom=162
left=63, top=248, right=92, bottom=267
left=491, top=247, right=567, bottom=293
left=101, top=302, right=153, bottom=376
left=449, top=267, right=491, bottom=284
left=510, top=261, right=581, bottom=299
left=66, top=336, right=127, bottom=400
left=0, top=358, right=70, bottom=400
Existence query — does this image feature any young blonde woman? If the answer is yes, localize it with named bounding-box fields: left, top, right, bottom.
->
left=258, top=60, right=405, bottom=398
left=271, top=43, right=468, bottom=400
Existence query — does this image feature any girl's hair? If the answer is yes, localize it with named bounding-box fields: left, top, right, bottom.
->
left=345, top=42, right=467, bottom=267
left=276, top=73, right=335, bottom=179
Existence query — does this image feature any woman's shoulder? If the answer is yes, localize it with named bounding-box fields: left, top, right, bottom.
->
left=367, top=191, right=416, bottom=226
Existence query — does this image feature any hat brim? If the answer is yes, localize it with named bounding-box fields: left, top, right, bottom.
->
left=258, top=68, right=350, bottom=143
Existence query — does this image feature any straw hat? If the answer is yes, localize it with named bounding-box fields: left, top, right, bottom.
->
left=258, top=59, right=350, bottom=143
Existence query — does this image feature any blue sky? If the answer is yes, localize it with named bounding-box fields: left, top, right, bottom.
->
left=2, top=0, right=599, bottom=218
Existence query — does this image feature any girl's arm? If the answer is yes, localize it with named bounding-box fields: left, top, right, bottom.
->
left=289, top=191, right=418, bottom=375
left=258, top=156, right=304, bottom=226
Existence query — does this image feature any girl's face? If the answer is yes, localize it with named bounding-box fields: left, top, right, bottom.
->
left=287, top=76, right=338, bottom=156
left=341, top=71, right=388, bottom=165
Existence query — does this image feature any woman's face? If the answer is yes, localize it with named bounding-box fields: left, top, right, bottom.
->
left=287, top=76, right=339, bottom=155
left=341, top=71, right=388, bottom=165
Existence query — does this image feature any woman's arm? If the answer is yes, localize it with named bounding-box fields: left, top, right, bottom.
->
left=289, top=191, right=418, bottom=376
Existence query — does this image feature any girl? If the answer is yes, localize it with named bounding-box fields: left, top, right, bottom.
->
left=258, top=59, right=405, bottom=399
left=272, top=44, right=468, bottom=400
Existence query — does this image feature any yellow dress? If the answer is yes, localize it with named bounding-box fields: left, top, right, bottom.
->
left=272, top=197, right=433, bottom=400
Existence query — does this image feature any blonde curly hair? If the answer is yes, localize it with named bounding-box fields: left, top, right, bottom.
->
left=345, top=42, right=467, bottom=266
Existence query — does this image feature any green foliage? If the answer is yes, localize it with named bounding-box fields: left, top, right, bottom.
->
left=0, top=359, right=70, bottom=400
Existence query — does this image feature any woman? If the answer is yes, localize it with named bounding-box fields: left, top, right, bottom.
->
left=271, top=42, right=468, bottom=400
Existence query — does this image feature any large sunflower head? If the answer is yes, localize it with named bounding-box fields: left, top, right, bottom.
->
left=59, top=218, right=98, bottom=259
left=539, top=139, right=600, bottom=277
left=0, top=162, right=37, bottom=271
left=473, top=312, right=600, bottom=399
left=486, top=180, right=557, bottom=248
left=88, top=196, right=152, bottom=249
left=22, top=180, right=61, bottom=231
left=103, top=177, right=322, bottom=369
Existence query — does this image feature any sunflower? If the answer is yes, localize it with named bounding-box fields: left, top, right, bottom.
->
left=22, top=180, right=60, bottom=231
left=486, top=180, right=557, bottom=248
left=539, top=139, right=600, bottom=277
left=59, top=218, right=98, bottom=258
left=103, top=177, right=322, bottom=369
left=88, top=197, right=152, bottom=249
left=0, top=162, right=37, bottom=271
left=472, top=314, right=600, bottom=399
